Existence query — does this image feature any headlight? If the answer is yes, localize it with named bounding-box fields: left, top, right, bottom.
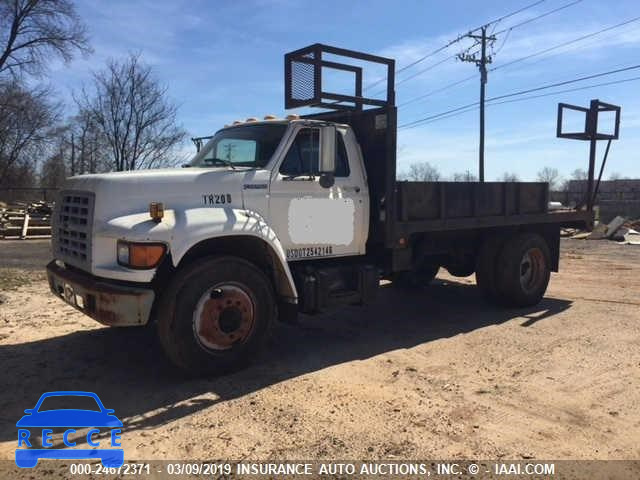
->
left=117, top=240, right=166, bottom=269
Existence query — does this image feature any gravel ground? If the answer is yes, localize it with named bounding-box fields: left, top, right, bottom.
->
left=0, top=238, right=638, bottom=465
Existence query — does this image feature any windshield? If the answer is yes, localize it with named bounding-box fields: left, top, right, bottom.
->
left=190, top=124, right=288, bottom=168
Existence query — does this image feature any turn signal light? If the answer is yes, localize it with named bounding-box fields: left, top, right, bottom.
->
left=117, top=241, right=166, bottom=269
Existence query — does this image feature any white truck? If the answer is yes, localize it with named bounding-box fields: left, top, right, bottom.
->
left=47, top=44, right=593, bottom=375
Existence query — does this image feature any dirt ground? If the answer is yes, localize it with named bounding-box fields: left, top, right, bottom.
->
left=0, top=239, right=639, bottom=462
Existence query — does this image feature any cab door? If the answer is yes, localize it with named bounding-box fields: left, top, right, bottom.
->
left=268, top=125, right=366, bottom=261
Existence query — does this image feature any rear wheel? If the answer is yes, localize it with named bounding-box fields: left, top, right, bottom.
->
left=156, top=256, right=275, bottom=376
left=495, top=233, right=551, bottom=307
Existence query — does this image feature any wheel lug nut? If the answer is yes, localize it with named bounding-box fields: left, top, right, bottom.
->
left=210, top=288, right=223, bottom=299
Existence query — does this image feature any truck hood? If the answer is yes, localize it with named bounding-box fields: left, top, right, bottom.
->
left=61, top=167, right=266, bottom=221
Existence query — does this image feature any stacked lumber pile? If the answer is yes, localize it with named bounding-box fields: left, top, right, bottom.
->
left=0, top=201, right=54, bottom=239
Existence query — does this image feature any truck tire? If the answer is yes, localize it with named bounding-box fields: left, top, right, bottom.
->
left=156, top=256, right=275, bottom=376
left=475, top=236, right=507, bottom=303
left=496, top=233, right=551, bottom=307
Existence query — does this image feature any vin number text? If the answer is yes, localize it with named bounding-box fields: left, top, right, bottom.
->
left=286, top=246, right=334, bottom=259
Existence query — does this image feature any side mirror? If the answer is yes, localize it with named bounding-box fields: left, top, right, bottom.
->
left=319, top=125, right=336, bottom=188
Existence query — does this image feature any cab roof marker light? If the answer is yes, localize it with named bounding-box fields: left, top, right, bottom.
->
left=264, top=114, right=277, bottom=120
left=245, top=117, right=258, bottom=122
left=286, top=114, right=300, bottom=120
left=233, top=120, right=243, bottom=125
left=149, top=202, right=164, bottom=223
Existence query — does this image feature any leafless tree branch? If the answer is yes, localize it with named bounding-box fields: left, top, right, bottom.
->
left=0, top=0, right=91, bottom=79
left=76, top=53, right=186, bottom=171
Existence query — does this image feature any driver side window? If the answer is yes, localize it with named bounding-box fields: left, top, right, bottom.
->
left=280, top=128, right=350, bottom=177
left=280, top=128, right=319, bottom=176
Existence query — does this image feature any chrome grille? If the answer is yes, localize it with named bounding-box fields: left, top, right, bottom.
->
left=53, top=190, right=94, bottom=270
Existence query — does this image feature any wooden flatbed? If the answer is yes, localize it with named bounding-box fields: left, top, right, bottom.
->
left=395, top=181, right=592, bottom=236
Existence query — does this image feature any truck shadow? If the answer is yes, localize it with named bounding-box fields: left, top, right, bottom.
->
left=0, top=278, right=571, bottom=441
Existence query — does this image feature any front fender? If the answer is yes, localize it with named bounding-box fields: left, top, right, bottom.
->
left=98, top=207, right=297, bottom=299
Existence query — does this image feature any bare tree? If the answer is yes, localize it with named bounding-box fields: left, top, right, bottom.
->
left=557, top=168, right=589, bottom=192
left=398, top=161, right=441, bottom=181
left=537, top=166, right=561, bottom=190
left=78, top=54, right=186, bottom=171
left=0, top=0, right=90, bottom=78
left=0, top=80, right=59, bottom=187
left=570, top=168, right=587, bottom=180
left=60, top=109, right=110, bottom=175
left=451, top=170, right=478, bottom=182
left=75, top=109, right=109, bottom=174
left=607, top=172, right=627, bottom=181
left=500, top=172, right=520, bottom=182
left=40, top=149, right=66, bottom=187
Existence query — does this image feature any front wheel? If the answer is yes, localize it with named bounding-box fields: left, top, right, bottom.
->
left=156, top=256, right=276, bottom=376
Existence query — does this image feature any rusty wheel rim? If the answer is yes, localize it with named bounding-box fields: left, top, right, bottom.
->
left=192, top=284, right=255, bottom=351
left=519, top=247, right=545, bottom=294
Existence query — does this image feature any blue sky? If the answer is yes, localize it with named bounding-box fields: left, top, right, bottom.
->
left=47, top=0, right=640, bottom=181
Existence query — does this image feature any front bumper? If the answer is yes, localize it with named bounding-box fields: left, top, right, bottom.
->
left=46, top=260, right=155, bottom=326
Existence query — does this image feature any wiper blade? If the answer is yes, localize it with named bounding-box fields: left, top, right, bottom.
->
left=203, top=157, right=236, bottom=169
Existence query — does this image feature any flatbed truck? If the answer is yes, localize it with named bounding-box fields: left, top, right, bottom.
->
left=46, top=44, right=594, bottom=375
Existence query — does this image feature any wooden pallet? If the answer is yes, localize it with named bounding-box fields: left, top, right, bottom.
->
left=0, top=210, right=52, bottom=239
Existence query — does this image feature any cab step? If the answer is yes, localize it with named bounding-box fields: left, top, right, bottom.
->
left=294, top=263, right=378, bottom=314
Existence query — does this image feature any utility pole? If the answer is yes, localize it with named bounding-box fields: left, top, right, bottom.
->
left=458, top=26, right=496, bottom=182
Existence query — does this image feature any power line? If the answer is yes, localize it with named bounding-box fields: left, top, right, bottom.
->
left=491, top=75, right=640, bottom=106
left=399, top=63, right=640, bottom=129
left=491, top=15, right=640, bottom=72
left=493, top=27, right=512, bottom=55
left=370, top=55, right=458, bottom=96
left=398, top=74, right=476, bottom=107
left=398, top=75, right=640, bottom=128
left=493, top=0, right=583, bottom=35
left=400, top=106, right=477, bottom=127
left=400, top=101, right=480, bottom=129
left=395, top=55, right=456, bottom=87
left=384, top=0, right=578, bottom=95
left=398, top=15, right=640, bottom=108
left=489, top=64, right=640, bottom=101
left=364, top=0, right=547, bottom=91
left=375, top=46, right=479, bottom=96
left=481, top=0, right=547, bottom=30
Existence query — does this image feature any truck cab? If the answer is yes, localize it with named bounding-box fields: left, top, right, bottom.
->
left=190, top=119, right=371, bottom=260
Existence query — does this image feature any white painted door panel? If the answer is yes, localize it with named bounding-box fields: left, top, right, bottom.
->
left=268, top=126, right=366, bottom=261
